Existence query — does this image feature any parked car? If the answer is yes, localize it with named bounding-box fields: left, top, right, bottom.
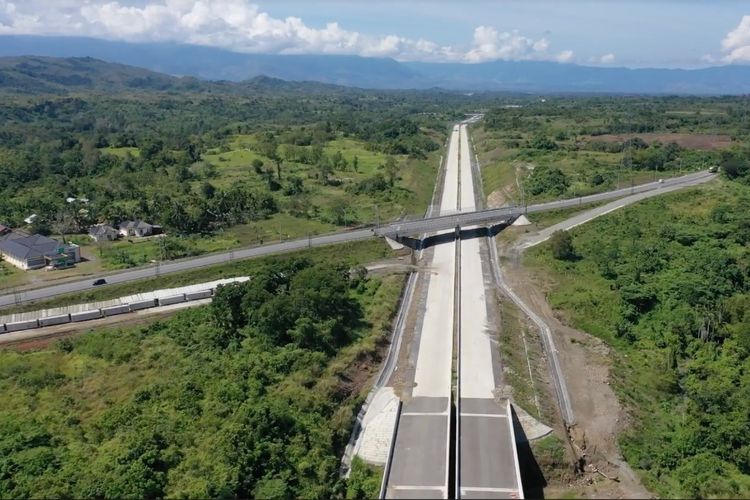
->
left=92, top=278, right=107, bottom=286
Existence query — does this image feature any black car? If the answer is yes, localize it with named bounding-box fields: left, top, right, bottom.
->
left=92, top=278, right=107, bottom=286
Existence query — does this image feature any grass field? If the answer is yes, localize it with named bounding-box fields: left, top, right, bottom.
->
left=471, top=122, right=707, bottom=207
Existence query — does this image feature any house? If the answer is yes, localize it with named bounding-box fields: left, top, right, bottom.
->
left=0, top=234, right=80, bottom=270
left=118, top=220, right=157, bottom=238
left=89, top=224, right=119, bottom=242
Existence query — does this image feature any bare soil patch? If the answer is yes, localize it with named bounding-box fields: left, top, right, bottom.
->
left=500, top=249, right=652, bottom=499
left=584, top=133, right=731, bottom=150
left=487, top=189, right=508, bottom=208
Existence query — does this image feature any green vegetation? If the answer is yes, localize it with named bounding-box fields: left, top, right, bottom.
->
left=531, top=435, right=571, bottom=485
left=346, top=457, right=382, bottom=499
left=3, top=240, right=391, bottom=314
left=0, top=69, right=462, bottom=287
left=0, top=256, right=404, bottom=498
left=525, top=179, right=750, bottom=498
left=549, top=230, right=575, bottom=261
left=475, top=97, right=750, bottom=205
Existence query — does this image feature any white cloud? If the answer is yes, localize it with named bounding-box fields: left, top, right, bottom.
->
left=556, top=50, right=574, bottom=63
left=464, top=26, right=566, bottom=63
left=0, top=0, right=573, bottom=63
left=721, top=15, right=750, bottom=62
left=599, top=53, right=615, bottom=64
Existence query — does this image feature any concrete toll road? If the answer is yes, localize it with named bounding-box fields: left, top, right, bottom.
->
left=456, top=124, right=523, bottom=499
left=384, top=122, right=523, bottom=499
left=385, top=125, right=460, bottom=499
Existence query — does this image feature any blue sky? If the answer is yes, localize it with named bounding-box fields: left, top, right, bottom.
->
left=0, top=1, right=749, bottom=67
left=255, top=1, right=747, bottom=67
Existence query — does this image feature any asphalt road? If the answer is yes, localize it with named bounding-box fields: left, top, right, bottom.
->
left=0, top=228, right=373, bottom=308
left=0, top=170, right=715, bottom=309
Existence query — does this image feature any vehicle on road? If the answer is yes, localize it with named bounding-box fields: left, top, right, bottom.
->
left=92, top=278, right=107, bottom=286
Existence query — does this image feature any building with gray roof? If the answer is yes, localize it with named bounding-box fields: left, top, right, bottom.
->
left=0, top=234, right=80, bottom=270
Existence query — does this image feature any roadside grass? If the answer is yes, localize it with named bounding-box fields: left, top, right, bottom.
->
left=0, top=262, right=27, bottom=289
left=530, top=434, right=573, bottom=485
left=498, top=293, right=550, bottom=421
left=2, top=239, right=393, bottom=314
left=472, top=126, right=519, bottom=201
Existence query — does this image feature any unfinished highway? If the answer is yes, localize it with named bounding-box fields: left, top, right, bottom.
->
left=383, top=123, right=523, bottom=499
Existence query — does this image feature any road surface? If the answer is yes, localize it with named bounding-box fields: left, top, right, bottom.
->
left=0, top=170, right=715, bottom=309
left=386, top=125, right=460, bottom=499
left=457, top=123, right=523, bottom=499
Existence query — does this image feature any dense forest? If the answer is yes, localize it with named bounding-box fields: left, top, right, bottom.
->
left=0, top=256, right=401, bottom=498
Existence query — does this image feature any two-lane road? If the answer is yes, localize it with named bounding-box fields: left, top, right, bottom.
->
left=0, top=170, right=716, bottom=309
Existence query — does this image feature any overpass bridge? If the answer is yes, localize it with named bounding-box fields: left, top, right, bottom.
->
left=377, top=133, right=713, bottom=499
left=375, top=169, right=713, bottom=242
left=0, top=169, right=713, bottom=309
left=381, top=123, right=525, bottom=499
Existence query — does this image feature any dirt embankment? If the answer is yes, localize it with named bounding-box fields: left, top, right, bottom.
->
left=500, top=250, right=651, bottom=498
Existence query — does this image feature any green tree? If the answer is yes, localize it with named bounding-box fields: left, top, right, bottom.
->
left=549, top=230, right=575, bottom=260
left=383, top=156, right=398, bottom=186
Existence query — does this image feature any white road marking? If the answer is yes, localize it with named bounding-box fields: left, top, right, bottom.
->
left=461, top=487, right=520, bottom=492
left=401, top=412, right=449, bottom=417
left=392, top=485, right=447, bottom=491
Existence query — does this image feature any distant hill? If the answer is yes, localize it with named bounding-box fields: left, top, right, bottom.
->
left=1, top=35, right=750, bottom=94
left=0, top=56, right=362, bottom=96
left=0, top=56, right=207, bottom=94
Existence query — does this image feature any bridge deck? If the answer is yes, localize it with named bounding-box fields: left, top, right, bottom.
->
left=385, top=397, right=451, bottom=499
left=459, top=398, right=522, bottom=499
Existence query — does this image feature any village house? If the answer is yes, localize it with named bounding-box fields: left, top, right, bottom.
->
left=0, top=234, right=80, bottom=270
left=88, top=224, right=119, bottom=242
left=118, top=220, right=157, bottom=238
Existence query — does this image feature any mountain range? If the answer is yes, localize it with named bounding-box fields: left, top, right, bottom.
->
left=1, top=35, right=750, bottom=94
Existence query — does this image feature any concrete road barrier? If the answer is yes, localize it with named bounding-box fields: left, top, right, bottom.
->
left=39, top=314, right=71, bottom=327
left=5, top=319, right=39, bottom=332
left=157, top=294, right=186, bottom=306
left=70, top=310, right=104, bottom=322
left=129, top=299, right=157, bottom=311
left=101, top=305, right=131, bottom=317
left=186, top=290, right=212, bottom=301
